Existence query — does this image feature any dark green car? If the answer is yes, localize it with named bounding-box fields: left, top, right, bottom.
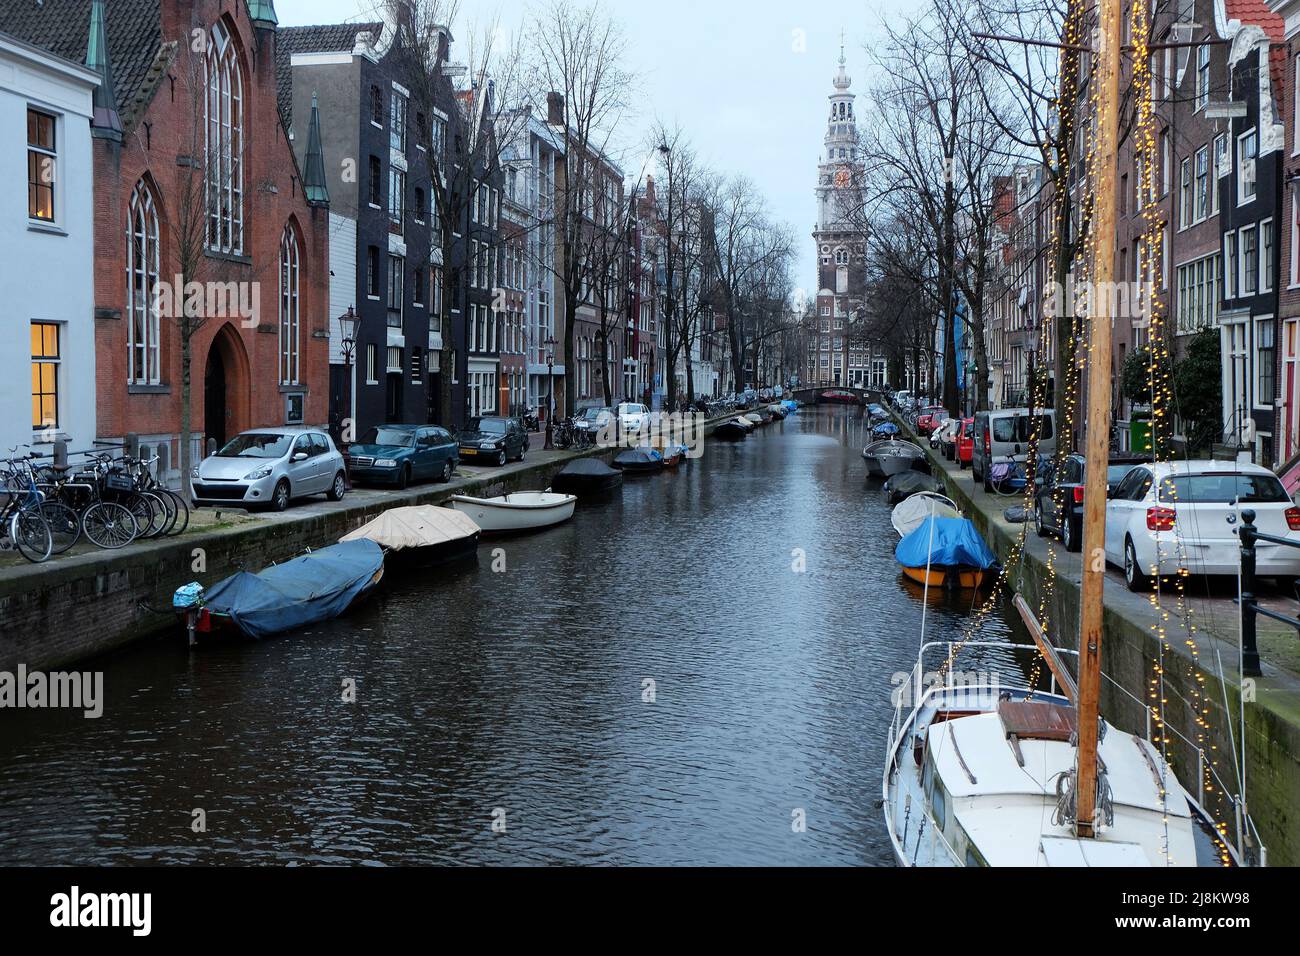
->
left=346, top=425, right=459, bottom=488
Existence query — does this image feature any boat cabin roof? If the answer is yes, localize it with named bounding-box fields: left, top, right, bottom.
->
left=927, top=711, right=1191, bottom=816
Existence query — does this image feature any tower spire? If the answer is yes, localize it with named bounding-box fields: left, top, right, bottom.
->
left=303, top=92, right=330, bottom=205
left=86, top=0, right=122, bottom=141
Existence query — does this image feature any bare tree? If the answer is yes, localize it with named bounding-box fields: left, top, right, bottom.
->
left=523, top=0, right=633, bottom=415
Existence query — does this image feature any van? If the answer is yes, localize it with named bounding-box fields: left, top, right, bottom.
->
left=971, top=408, right=1057, bottom=492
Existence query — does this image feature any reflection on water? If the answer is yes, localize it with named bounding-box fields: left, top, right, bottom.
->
left=0, top=406, right=1030, bottom=866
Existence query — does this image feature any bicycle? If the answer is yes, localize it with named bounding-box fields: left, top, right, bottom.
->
left=37, top=454, right=139, bottom=551
left=0, top=454, right=53, bottom=563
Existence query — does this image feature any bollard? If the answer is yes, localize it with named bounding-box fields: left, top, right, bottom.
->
left=1240, top=509, right=1263, bottom=678
left=53, top=440, right=68, bottom=471
left=124, top=433, right=140, bottom=460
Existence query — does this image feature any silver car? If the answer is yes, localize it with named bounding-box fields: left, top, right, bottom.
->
left=190, top=428, right=348, bottom=511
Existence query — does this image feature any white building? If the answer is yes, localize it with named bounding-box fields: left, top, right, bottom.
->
left=0, top=31, right=99, bottom=460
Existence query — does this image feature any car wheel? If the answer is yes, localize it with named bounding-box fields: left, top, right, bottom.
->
left=1034, top=508, right=1047, bottom=538
left=496, top=450, right=507, bottom=467
left=327, top=472, right=347, bottom=502
left=1124, top=537, right=1151, bottom=593
left=439, top=461, right=453, bottom=483
left=1063, top=517, right=1081, bottom=554
left=272, top=479, right=291, bottom=513
left=396, top=464, right=410, bottom=490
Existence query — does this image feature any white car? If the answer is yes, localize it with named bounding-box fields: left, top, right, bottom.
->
left=616, top=402, right=651, bottom=433
left=1104, top=460, right=1300, bottom=591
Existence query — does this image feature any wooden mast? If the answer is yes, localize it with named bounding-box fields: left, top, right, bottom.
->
left=1076, top=0, right=1123, bottom=839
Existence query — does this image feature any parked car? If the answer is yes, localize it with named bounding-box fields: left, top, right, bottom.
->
left=956, top=418, right=975, bottom=470
left=1104, top=461, right=1300, bottom=592
left=616, top=402, right=652, bottom=433
left=191, top=428, right=347, bottom=512
left=972, top=408, right=1058, bottom=493
left=916, top=406, right=950, bottom=436
left=346, top=424, right=459, bottom=488
left=458, top=417, right=528, bottom=467
left=934, top=417, right=961, bottom=456
left=1035, top=453, right=1155, bottom=552
left=574, top=406, right=614, bottom=441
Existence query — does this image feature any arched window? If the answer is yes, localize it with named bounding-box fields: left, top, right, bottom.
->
left=205, top=21, right=244, bottom=254
left=279, top=226, right=300, bottom=385
left=127, top=180, right=160, bottom=384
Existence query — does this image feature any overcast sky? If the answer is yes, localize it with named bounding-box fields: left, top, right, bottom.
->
left=276, top=0, right=911, bottom=297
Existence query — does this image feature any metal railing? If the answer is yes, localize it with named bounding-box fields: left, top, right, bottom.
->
left=1237, top=509, right=1300, bottom=678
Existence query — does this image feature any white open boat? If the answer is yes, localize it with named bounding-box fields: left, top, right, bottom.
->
left=884, top=639, right=1239, bottom=867
left=891, top=493, right=960, bottom=538
left=863, top=438, right=925, bottom=478
left=447, top=491, right=576, bottom=533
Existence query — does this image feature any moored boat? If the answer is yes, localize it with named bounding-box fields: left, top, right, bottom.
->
left=884, top=471, right=943, bottom=505
left=863, top=438, right=925, bottom=478
left=714, top=420, right=748, bottom=441
left=890, top=492, right=960, bottom=537
left=894, top=516, right=996, bottom=590
left=175, top=540, right=385, bottom=641
left=613, top=447, right=664, bottom=474
left=341, top=505, right=480, bottom=567
left=551, top=458, right=623, bottom=495
left=448, top=491, right=577, bottom=533
left=884, top=639, right=1241, bottom=867
left=744, top=412, right=766, bottom=427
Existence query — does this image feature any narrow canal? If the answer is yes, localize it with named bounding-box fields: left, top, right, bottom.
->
left=0, top=406, right=1035, bottom=866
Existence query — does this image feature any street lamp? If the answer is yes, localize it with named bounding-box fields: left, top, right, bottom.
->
left=336, top=305, right=360, bottom=486
left=544, top=334, right=557, bottom=450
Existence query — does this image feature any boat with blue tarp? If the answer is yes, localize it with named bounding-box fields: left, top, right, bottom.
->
left=174, top=540, right=385, bottom=640
left=894, top=516, right=997, bottom=590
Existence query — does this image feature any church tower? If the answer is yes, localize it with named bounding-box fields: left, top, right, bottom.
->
left=808, top=41, right=874, bottom=388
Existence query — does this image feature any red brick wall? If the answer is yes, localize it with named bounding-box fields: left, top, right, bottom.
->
left=1278, top=41, right=1300, bottom=465
left=92, top=2, right=329, bottom=454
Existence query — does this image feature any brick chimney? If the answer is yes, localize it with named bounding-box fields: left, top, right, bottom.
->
left=547, top=92, right=565, bottom=127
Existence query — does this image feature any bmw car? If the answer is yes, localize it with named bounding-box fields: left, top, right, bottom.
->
left=191, top=428, right=347, bottom=512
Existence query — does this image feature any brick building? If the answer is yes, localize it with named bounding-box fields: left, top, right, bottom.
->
left=5, top=0, right=331, bottom=486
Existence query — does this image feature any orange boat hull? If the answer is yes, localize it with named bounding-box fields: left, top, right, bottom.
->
left=901, top=566, right=987, bottom=590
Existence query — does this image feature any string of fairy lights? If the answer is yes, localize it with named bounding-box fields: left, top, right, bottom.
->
left=928, top=0, right=1239, bottom=864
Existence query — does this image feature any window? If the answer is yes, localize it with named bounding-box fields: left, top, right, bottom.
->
left=1224, top=232, right=1237, bottom=299
left=1179, top=158, right=1191, bottom=228
left=414, top=187, right=425, bottom=223
left=31, top=322, right=59, bottom=431
left=365, top=343, right=378, bottom=384
left=1215, top=133, right=1230, bottom=179
left=369, top=157, right=382, bottom=206
left=414, top=267, right=425, bottom=307
left=1238, top=129, right=1258, bottom=203
left=390, top=89, right=407, bottom=152
left=1262, top=218, right=1275, bottom=292
left=370, top=85, right=383, bottom=126
left=1241, top=225, right=1258, bottom=295
left=1195, top=146, right=1209, bottom=221
left=1196, top=45, right=1210, bottom=111
left=279, top=227, right=300, bottom=385
left=27, top=108, right=56, bottom=221
left=1258, top=319, right=1276, bottom=406
left=1294, top=56, right=1300, bottom=157
left=1175, top=253, right=1219, bottom=334
left=387, top=255, right=403, bottom=326
left=204, top=21, right=244, bottom=254
left=389, top=167, right=405, bottom=230
left=126, top=181, right=160, bottom=385
left=367, top=246, right=381, bottom=297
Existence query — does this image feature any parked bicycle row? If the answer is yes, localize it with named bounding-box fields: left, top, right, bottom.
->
left=0, top=448, right=190, bottom=564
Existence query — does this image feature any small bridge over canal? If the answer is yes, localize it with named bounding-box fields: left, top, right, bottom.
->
left=789, top=385, right=883, bottom=406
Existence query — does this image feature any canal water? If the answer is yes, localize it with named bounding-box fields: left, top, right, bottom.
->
left=0, top=406, right=1034, bottom=866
